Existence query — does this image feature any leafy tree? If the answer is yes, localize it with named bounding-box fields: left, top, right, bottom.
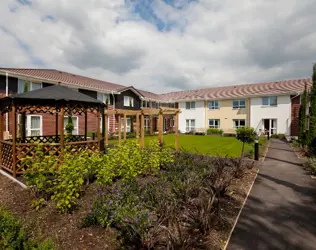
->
left=309, top=63, right=316, bottom=147
left=236, top=126, right=256, bottom=158
left=299, top=83, right=308, bottom=145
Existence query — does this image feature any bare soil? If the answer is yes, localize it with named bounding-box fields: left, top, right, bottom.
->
left=0, top=166, right=258, bottom=250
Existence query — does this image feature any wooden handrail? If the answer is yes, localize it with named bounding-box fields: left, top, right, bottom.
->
left=66, top=140, right=98, bottom=145
left=0, top=140, right=13, bottom=145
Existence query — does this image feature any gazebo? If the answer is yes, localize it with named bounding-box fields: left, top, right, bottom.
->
left=0, top=85, right=105, bottom=177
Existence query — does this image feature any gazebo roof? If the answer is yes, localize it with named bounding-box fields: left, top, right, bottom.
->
left=5, top=85, right=103, bottom=105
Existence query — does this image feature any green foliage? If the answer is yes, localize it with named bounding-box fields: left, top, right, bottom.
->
left=0, top=207, right=54, bottom=250
left=65, top=113, right=74, bottom=135
left=309, top=63, right=316, bottom=147
left=270, top=133, right=286, bottom=140
left=97, top=140, right=174, bottom=185
left=23, top=146, right=100, bottom=213
left=299, top=84, right=308, bottom=145
left=207, top=128, right=223, bottom=135
left=304, top=157, right=316, bottom=175
left=236, top=127, right=256, bottom=157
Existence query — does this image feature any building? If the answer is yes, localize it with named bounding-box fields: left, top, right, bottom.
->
left=0, top=68, right=312, bottom=137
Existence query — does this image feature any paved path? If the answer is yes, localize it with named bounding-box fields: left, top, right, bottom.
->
left=227, top=139, right=316, bottom=250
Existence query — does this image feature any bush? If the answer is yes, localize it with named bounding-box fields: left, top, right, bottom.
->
left=271, top=133, right=286, bottom=140
left=23, top=146, right=100, bottom=212
left=207, top=128, right=223, bottom=135
left=0, top=207, right=54, bottom=250
left=304, top=158, right=316, bottom=175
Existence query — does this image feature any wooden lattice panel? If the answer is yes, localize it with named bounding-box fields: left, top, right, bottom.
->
left=15, top=135, right=86, bottom=144
left=67, top=141, right=99, bottom=153
left=17, top=104, right=56, bottom=114
left=1, top=142, right=13, bottom=171
left=15, top=144, right=62, bottom=173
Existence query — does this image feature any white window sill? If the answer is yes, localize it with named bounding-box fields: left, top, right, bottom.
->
left=261, top=105, right=278, bottom=108
left=232, top=107, right=246, bottom=110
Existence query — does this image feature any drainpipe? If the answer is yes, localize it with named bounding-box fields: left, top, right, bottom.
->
left=5, top=73, right=8, bottom=132
left=111, top=91, right=116, bottom=132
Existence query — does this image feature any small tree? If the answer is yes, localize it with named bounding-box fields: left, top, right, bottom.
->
left=309, top=63, right=316, bottom=148
left=298, top=83, right=308, bottom=146
left=236, top=126, right=257, bottom=158
left=65, top=112, right=74, bottom=135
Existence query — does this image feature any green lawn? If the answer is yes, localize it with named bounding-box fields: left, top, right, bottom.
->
left=108, top=134, right=263, bottom=158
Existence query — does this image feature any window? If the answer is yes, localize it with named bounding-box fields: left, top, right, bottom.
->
left=121, top=118, right=131, bottom=132
left=97, top=92, right=110, bottom=104
left=124, top=96, right=134, bottom=107
left=233, top=119, right=246, bottom=128
left=232, top=99, right=246, bottom=109
left=262, top=96, right=277, bottom=106
left=186, top=119, right=195, bottom=132
left=208, top=100, right=219, bottom=110
left=144, top=118, right=150, bottom=131
left=209, top=119, right=220, bottom=128
left=18, top=115, right=42, bottom=136
left=185, top=102, right=195, bottom=110
left=64, top=116, right=79, bottom=135
left=18, top=79, right=42, bottom=93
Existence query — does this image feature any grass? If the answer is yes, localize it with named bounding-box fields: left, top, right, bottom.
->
left=108, top=134, right=264, bottom=158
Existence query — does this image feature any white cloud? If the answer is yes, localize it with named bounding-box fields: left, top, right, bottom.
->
left=0, top=0, right=315, bottom=94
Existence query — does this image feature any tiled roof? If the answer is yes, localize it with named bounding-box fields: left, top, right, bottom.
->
left=0, top=68, right=125, bottom=92
left=159, top=78, right=312, bottom=101
left=0, top=68, right=312, bottom=102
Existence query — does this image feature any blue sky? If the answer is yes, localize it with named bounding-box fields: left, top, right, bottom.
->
left=0, top=0, right=316, bottom=93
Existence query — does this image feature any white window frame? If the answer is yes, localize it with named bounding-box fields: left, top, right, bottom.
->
left=64, top=116, right=79, bottom=135
left=209, top=119, right=220, bottom=128
left=262, top=96, right=278, bottom=107
left=185, top=102, right=195, bottom=110
left=124, top=96, right=134, bottom=107
left=185, top=119, right=195, bottom=132
left=24, top=115, right=43, bottom=136
left=208, top=100, right=219, bottom=110
left=97, top=92, right=110, bottom=104
left=232, top=99, right=246, bottom=109
left=121, top=117, right=131, bottom=132
left=233, top=119, right=246, bottom=129
left=144, top=118, right=150, bottom=131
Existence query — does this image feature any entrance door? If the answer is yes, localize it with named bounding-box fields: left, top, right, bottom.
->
left=263, top=119, right=277, bottom=136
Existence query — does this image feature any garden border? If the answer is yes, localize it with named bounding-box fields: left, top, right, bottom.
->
left=0, top=169, right=27, bottom=189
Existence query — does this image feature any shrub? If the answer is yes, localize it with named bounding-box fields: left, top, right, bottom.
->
left=304, top=158, right=316, bottom=175
left=271, top=133, right=286, bottom=140
left=207, top=128, right=223, bottom=135
left=23, top=146, right=100, bottom=212
left=0, top=207, right=54, bottom=250
left=236, top=127, right=256, bottom=157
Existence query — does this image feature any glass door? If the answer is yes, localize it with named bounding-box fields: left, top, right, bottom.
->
left=271, top=119, right=277, bottom=135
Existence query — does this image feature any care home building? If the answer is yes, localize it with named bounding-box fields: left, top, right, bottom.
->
left=0, top=68, right=312, bottom=138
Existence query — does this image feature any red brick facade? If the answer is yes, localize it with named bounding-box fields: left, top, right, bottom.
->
left=291, top=95, right=300, bottom=136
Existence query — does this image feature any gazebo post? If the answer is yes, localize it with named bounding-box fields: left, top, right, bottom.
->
left=158, top=113, right=163, bottom=145
left=118, top=114, right=121, bottom=145
left=136, top=113, right=139, bottom=139
left=21, top=112, right=26, bottom=143
left=105, top=114, right=108, bottom=146
left=175, top=112, right=179, bottom=152
left=59, top=106, right=64, bottom=149
left=97, top=108, right=101, bottom=150
left=141, top=113, right=145, bottom=148
left=150, top=116, right=154, bottom=135
left=84, top=110, right=87, bottom=141
left=101, top=106, right=105, bottom=151
left=123, top=113, right=127, bottom=141
left=12, top=104, right=17, bottom=177
left=55, top=111, right=59, bottom=143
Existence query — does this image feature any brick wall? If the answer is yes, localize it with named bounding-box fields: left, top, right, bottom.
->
left=291, top=95, right=300, bottom=136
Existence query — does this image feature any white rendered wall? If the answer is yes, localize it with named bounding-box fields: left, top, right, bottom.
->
left=250, top=95, right=291, bottom=135
left=178, top=101, right=206, bottom=133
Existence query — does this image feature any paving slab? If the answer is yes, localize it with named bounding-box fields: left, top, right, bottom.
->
left=227, top=139, right=316, bottom=250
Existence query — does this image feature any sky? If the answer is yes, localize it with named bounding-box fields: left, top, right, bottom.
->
left=0, top=0, right=315, bottom=94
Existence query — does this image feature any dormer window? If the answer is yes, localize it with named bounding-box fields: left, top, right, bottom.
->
left=124, top=96, right=134, bottom=107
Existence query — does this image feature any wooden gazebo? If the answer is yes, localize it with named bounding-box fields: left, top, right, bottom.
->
left=0, top=85, right=105, bottom=177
